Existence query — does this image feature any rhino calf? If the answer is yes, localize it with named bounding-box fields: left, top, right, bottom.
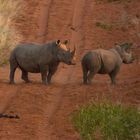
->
left=9, top=40, right=76, bottom=85
left=81, top=43, right=134, bottom=84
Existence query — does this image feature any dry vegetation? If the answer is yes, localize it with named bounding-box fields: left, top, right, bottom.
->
left=0, top=0, right=23, bottom=65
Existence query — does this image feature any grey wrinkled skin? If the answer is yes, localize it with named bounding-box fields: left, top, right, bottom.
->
left=9, top=40, right=76, bottom=85
left=81, top=43, right=134, bottom=85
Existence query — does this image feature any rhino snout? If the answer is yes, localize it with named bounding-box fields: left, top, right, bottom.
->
left=70, top=62, right=76, bottom=65
left=67, top=61, right=76, bottom=65
left=123, top=58, right=134, bottom=64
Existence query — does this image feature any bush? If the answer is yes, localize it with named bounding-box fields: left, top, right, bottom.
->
left=0, top=0, right=23, bottom=65
left=72, top=103, right=140, bottom=140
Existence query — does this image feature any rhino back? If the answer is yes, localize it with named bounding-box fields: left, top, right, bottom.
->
left=12, top=43, right=54, bottom=73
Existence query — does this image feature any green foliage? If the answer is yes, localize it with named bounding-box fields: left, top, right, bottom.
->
left=72, top=103, right=140, bottom=140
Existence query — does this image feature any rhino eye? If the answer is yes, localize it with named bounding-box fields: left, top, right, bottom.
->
left=126, top=49, right=131, bottom=53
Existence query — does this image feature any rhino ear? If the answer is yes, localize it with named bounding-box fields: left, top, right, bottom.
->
left=64, top=40, right=68, bottom=44
left=121, top=42, right=133, bottom=50
left=56, top=40, right=61, bottom=45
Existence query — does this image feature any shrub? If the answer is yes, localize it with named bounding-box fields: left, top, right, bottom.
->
left=72, top=102, right=140, bottom=140
left=0, top=0, right=23, bottom=65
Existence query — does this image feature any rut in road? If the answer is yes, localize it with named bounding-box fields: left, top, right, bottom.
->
left=36, top=0, right=85, bottom=139
left=0, top=0, right=85, bottom=140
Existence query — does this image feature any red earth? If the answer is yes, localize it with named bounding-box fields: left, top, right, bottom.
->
left=0, top=0, right=140, bottom=139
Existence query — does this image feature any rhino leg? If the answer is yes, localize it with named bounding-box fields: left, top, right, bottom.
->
left=40, top=65, right=48, bottom=85
left=21, top=69, right=30, bottom=83
left=87, top=70, right=96, bottom=84
left=109, top=66, right=120, bottom=85
left=9, top=60, right=18, bottom=84
left=82, top=66, right=88, bottom=84
left=47, top=65, right=58, bottom=84
left=87, top=65, right=100, bottom=84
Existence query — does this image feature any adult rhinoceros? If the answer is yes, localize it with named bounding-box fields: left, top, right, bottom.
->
left=81, top=43, right=134, bottom=84
left=9, top=40, right=76, bottom=85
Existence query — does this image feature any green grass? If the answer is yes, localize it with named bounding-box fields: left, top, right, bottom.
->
left=72, top=102, right=140, bottom=140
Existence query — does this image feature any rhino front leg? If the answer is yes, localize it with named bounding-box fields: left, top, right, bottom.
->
left=47, top=65, right=58, bottom=84
left=40, top=65, right=48, bottom=85
left=109, top=66, right=120, bottom=85
left=21, top=69, right=30, bottom=83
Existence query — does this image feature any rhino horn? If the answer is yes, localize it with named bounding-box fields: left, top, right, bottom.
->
left=71, top=46, right=76, bottom=56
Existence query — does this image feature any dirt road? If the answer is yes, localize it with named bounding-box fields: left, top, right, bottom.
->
left=0, top=0, right=140, bottom=139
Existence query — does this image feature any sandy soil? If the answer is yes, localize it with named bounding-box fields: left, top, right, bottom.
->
left=0, top=0, right=140, bottom=140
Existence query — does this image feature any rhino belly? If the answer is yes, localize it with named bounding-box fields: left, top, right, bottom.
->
left=17, top=58, right=40, bottom=73
left=98, top=61, right=115, bottom=74
left=19, top=63, right=40, bottom=73
left=98, top=68, right=108, bottom=74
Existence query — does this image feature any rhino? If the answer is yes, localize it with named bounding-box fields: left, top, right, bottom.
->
left=81, top=43, right=134, bottom=84
left=9, top=40, right=76, bottom=84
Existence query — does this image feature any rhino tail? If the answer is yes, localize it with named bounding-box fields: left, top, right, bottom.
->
left=81, top=58, right=89, bottom=74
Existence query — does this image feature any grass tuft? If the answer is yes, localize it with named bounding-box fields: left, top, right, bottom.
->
left=72, top=102, right=140, bottom=140
left=96, top=22, right=113, bottom=31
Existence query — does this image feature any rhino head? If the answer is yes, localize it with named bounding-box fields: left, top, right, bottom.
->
left=56, top=40, right=76, bottom=65
left=115, top=43, right=134, bottom=64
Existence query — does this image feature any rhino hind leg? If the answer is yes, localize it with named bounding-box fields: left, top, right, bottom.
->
left=21, top=69, right=30, bottom=83
left=87, top=70, right=96, bottom=84
left=40, top=65, right=48, bottom=85
left=82, top=66, right=88, bottom=84
left=9, top=60, right=18, bottom=84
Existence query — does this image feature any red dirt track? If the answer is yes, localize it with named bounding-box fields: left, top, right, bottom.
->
left=0, top=0, right=140, bottom=140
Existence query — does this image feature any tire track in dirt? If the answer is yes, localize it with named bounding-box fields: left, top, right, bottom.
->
left=0, top=66, right=24, bottom=115
left=37, top=0, right=53, bottom=43
left=44, top=1, right=140, bottom=139
left=36, top=0, right=85, bottom=139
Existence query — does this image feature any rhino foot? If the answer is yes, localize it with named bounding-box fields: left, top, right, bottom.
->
left=24, top=80, right=31, bottom=83
left=83, top=81, right=92, bottom=85
left=9, top=81, right=15, bottom=84
left=42, top=81, right=48, bottom=85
